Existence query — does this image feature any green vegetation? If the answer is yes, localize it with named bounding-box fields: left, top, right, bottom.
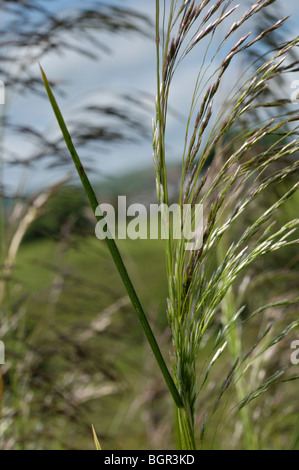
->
left=0, top=0, right=298, bottom=450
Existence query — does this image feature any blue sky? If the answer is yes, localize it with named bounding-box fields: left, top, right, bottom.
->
left=3, top=0, right=299, bottom=194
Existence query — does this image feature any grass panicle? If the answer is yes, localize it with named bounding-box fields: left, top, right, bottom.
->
left=38, top=0, right=299, bottom=450
left=154, top=0, right=299, bottom=449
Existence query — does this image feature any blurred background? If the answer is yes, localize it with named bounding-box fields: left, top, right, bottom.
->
left=0, top=0, right=298, bottom=449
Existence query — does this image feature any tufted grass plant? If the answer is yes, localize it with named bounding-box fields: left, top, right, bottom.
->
left=41, top=0, right=299, bottom=450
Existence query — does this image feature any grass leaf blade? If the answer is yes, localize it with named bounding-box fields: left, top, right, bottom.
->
left=39, top=63, right=183, bottom=409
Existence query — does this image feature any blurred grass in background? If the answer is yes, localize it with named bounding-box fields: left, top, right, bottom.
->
left=0, top=167, right=298, bottom=449
left=0, top=0, right=298, bottom=450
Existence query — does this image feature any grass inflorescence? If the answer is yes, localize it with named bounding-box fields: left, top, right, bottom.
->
left=41, top=0, right=299, bottom=450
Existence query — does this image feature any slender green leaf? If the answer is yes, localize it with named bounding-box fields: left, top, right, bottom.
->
left=39, top=63, right=183, bottom=409
left=92, top=425, right=101, bottom=450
